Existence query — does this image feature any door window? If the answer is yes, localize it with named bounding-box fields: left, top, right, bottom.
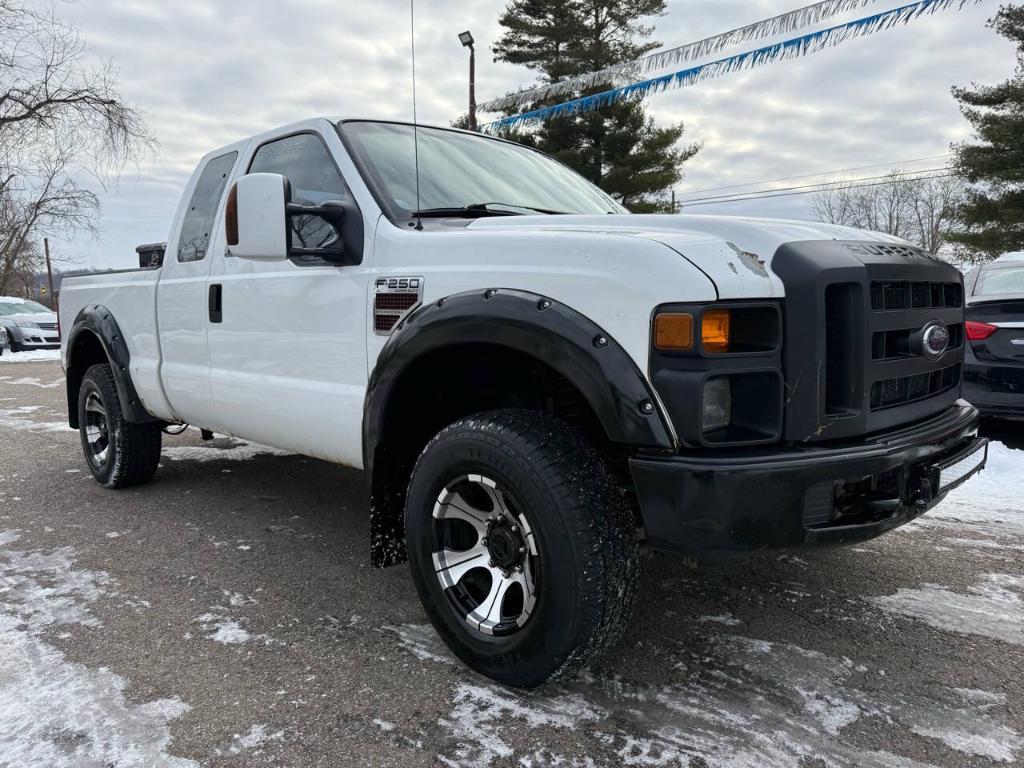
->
left=248, top=133, right=349, bottom=253
left=177, top=152, right=238, bottom=263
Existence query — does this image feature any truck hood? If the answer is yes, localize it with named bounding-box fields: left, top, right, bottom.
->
left=467, top=213, right=906, bottom=299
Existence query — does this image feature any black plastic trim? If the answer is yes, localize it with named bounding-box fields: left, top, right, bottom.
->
left=649, top=301, right=783, bottom=446
left=65, top=304, right=158, bottom=428
left=362, top=288, right=674, bottom=479
left=629, top=403, right=981, bottom=557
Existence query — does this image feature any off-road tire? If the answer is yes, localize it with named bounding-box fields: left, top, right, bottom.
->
left=78, top=363, right=162, bottom=488
left=405, top=409, right=640, bottom=688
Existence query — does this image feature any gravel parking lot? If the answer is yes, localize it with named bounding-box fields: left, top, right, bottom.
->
left=1, top=357, right=1023, bottom=768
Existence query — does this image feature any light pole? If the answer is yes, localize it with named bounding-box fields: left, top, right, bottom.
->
left=459, top=30, right=476, bottom=131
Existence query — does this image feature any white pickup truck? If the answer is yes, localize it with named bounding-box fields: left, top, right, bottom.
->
left=60, top=117, right=987, bottom=687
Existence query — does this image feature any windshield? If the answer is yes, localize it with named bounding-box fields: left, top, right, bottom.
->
left=976, top=266, right=1024, bottom=296
left=0, top=300, right=49, bottom=315
left=339, top=121, right=626, bottom=218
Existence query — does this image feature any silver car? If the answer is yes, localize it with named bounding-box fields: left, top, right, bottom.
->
left=0, top=297, right=61, bottom=352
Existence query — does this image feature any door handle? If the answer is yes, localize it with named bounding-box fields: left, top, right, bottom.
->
left=208, top=284, right=223, bottom=323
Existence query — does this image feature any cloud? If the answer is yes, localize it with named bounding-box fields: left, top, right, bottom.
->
left=46, top=0, right=1014, bottom=268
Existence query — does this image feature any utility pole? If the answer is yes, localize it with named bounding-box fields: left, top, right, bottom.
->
left=671, top=190, right=676, bottom=214
left=44, top=237, right=56, bottom=311
left=459, top=31, right=477, bottom=131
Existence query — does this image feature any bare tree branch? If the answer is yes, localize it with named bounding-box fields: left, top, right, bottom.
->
left=810, top=170, right=966, bottom=257
left=0, top=0, right=151, bottom=296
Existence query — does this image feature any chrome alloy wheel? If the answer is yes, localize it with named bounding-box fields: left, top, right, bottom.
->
left=84, top=390, right=111, bottom=468
left=431, top=474, right=539, bottom=637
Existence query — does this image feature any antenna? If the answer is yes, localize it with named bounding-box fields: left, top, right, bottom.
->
left=410, top=0, right=423, bottom=231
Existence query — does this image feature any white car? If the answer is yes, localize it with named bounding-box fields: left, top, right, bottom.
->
left=0, top=297, right=61, bottom=352
left=58, top=118, right=987, bottom=686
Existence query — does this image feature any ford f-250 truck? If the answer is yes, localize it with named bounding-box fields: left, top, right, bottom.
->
left=60, top=118, right=988, bottom=687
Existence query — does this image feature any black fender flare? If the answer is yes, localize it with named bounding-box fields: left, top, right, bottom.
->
left=363, top=288, right=674, bottom=481
left=65, top=304, right=157, bottom=428
left=362, top=288, right=674, bottom=567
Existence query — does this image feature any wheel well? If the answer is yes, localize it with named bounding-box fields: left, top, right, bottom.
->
left=369, top=343, right=626, bottom=567
left=66, top=331, right=109, bottom=429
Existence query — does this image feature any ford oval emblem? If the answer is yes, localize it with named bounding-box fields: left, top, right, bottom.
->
left=921, top=321, right=950, bottom=358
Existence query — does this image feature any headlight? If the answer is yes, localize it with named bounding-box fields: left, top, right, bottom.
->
left=14, top=319, right=39, bottom=328
left=702, top=378, right=732, bottom=432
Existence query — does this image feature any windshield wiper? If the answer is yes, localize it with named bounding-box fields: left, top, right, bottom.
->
left=410, top=201, right=569, bottom=218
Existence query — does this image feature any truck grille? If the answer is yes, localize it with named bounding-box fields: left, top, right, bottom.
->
left=870, top=363, right=961, bottom=410
left=870, top=281, right=962, bottom=311
left=773, top=240, right=967, bottom=443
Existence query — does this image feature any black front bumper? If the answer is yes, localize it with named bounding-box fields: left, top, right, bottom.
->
left=630, top=404, right=985, bottom=557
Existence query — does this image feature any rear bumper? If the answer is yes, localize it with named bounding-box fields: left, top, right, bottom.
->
left=630, top=404, right=984, bottom=557
left=964, top=354, right=1024, bottom=419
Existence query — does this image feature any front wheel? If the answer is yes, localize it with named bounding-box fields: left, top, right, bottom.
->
left=78, top=363, right=162, bottom=488
left=405, top=409, right=640, bottom=688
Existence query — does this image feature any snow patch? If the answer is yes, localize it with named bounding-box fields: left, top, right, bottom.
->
left=393, top=623, right=1022, bottom=767
left=922, top=441, right=1024, bottom=539
left=195, top=613, right=252, bottom=645
left=0, top=349, right=61, bottom=363
left=871, top=574, right=1024, bottom=647
left=0, top=374, right=64, bottom=387
left=161, top=440, right=291, bottom=463
left=0, top=530, right=194, bottom=767
left=0, top=406, right=71, bottom=433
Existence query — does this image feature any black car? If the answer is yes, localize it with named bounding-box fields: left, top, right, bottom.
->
left=964, top=252, right=1024, bottom=421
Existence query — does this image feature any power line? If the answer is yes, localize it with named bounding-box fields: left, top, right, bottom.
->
left=676, top=154, right=952, bottom=198
left=680, top=167, right=950, bottom=206
left=681, top=172, right=956, bottom=207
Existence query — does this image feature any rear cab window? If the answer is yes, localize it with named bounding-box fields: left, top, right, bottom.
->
left=177, top=152, right=239, bottom=263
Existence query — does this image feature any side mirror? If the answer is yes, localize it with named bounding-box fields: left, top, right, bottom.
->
left=225, top=173, right=289, bottom=261
left=225, top=173, right=359, bottom=265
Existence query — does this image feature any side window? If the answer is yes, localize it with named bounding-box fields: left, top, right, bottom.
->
left=177, top=152, right=238, bottom=263
left=248, top=133, right=349, bottom=252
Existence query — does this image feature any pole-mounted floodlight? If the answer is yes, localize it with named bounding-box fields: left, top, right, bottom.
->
left=459, top=31, right=477, bottom=131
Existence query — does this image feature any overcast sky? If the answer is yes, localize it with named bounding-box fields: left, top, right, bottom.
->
left=51, top=0, right=1014, bottom=270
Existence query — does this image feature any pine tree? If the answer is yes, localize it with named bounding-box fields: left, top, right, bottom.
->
left=949, top=4, right=1024, bottom=258
left=493, top=0, right=700, bottom=212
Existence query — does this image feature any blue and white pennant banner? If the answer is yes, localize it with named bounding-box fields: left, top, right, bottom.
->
left=482, top=0, right=982, bottom=131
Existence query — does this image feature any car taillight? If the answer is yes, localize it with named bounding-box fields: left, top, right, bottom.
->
left=965, top=321, right=997, bottom=341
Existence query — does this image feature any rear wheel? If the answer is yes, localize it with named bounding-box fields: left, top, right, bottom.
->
left=78, top=363, right=162, bottom=488
left=405, top=409, right=640, bottom=688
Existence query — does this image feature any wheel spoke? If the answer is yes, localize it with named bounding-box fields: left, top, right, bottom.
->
left=468, top=474, right=512, bottom=518
left=434, top=492, right=489, bottom=535
left=469, top=571, right=524, bottom=635
left=433, top=543, right=489, bottom=589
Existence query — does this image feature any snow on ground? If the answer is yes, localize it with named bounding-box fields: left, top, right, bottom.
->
left=0, top=405, right=71, bottom=433
left=0, top=530, right=195, bottom=767
left=919, top=440, right=1024, bottom=540
left=0, top=374, right=65, bottom=388
left=0, top=349, right=61, bottom=363
left=211, top=724, right=285, bottom=757
left=872, top=574, right=1024, bottom=647
left=161, top=440, right=291, bottom=463
left=393, top=624, right=1022, bottom=768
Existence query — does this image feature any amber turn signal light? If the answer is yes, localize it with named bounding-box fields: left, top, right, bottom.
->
left=654, top=313, right=694, bottom=350
left=702, top=309, right=731, bottom=353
